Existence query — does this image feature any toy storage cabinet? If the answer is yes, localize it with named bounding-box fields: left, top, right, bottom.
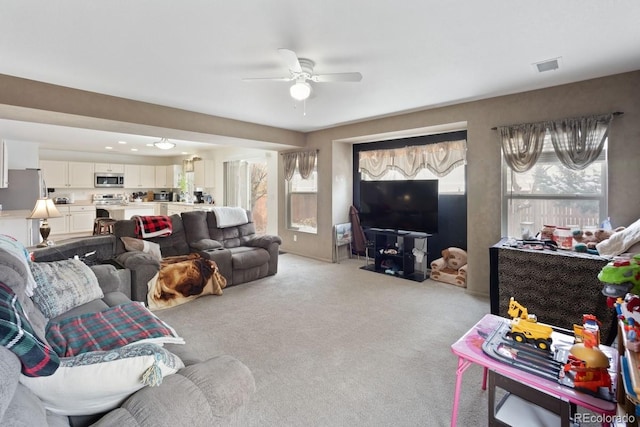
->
left=489, top=238, right=613, bottom=342
left=362, top=228, right=429, bottom=282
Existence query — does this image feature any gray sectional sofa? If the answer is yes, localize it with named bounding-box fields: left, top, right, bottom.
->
left=0, top=236, right=255, bottom=426
left=113, top=210, right=282, bottom=302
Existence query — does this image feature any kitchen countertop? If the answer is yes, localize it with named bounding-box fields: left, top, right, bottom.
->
left=0, top=210, right=34, bottom=219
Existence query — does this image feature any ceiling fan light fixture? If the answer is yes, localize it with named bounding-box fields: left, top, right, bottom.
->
left=289, top=81, right=312, bottom=101
left=154, top=138, right=175, bottom=150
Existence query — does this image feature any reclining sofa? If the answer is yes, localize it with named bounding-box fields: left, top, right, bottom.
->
left=0, top=235, right=255, bottom=426
left=114, top=210, right=282, bottom=302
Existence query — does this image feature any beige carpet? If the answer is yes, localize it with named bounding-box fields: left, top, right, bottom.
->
left=157, top=254, right=491, bottom=426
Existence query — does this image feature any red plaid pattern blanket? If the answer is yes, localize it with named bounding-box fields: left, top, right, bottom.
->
left=45, top=302, right=184, bottom=357
left=133, top=215, right=172, bottom=238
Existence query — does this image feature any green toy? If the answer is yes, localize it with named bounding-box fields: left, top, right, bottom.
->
left=598, top=255, right=640, bottom=296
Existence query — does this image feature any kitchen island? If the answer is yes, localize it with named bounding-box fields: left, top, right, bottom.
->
left=100, top=203, right=157, bottom=221
left=0, top=210, right=38, bottom=247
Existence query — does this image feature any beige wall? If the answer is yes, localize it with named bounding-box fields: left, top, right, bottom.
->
left=283, top=71, right=640, bottom=296
left=1, top=71, right=638, bottom=296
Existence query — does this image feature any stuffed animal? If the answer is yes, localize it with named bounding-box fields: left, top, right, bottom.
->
left=573, top=227, right=625, bottom=250
left=430, top=247, right=467, bottom=287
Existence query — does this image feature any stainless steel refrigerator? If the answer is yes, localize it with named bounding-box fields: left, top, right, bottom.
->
left=0, top=169, right=47, bottom=245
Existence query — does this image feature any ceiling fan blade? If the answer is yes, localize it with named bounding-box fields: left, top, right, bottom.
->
left=311, top=72, right=363, bottom=83
left=278, top=48, right=302, bottom=73
left=242, top=76, right=293, bottom=82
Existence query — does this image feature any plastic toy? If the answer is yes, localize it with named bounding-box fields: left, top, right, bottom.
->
left=598, top=255, right=640, bottom=296
left=614, top=295, right=640, bottom=352
left=560, top=314, right=612, bottom=393
left=507, top=297, right=553, bottom=351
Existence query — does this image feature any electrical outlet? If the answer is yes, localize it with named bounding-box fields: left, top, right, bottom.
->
left=293, top=234, right=297, bottom=242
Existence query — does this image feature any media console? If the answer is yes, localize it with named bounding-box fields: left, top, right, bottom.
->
left=361, top=228, right=430, bottom=282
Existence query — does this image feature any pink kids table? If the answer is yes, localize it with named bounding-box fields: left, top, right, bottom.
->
left=450, top=313, right=618, bottom=426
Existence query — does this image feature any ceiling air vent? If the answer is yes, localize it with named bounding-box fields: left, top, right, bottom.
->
left=533, top=57, right=561, bottom=73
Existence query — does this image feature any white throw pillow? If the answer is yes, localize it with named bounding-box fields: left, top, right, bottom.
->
left=20, top=343, right=184, bottom=416
left=29, top=259, right=104, bottom=319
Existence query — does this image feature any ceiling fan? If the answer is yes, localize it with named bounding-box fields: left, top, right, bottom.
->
left=243, top=48, right=362, bottom=101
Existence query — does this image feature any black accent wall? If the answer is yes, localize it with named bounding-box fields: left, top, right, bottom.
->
left=352, top=131, right=468, bottom=265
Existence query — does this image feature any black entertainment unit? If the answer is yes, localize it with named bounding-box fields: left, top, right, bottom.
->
left=362, top=228, right=430, bottom=282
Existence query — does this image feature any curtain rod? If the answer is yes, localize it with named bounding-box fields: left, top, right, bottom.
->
left=279, top=149, right=319, bottom=155
left=490, top=111, right=624, bottom=131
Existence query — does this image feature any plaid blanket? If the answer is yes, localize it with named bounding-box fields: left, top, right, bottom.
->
left=0, top=282, right=60, bottom=376
left=133, top=215, right=173, bottom=238
left=46, top=302, right=184, bottom=357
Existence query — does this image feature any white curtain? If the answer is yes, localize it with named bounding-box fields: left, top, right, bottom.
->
left=358, top=149, right=395, bottom=178
left=423, top=140, right=467, bottom=177
left=359, top=139, right=467, bottom=178
left=546, top=114, right=612, bottom=171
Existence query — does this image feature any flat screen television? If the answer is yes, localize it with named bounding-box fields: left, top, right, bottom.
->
left=359, top=180, right=438, bottom=234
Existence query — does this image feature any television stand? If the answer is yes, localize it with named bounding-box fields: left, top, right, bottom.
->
left=362, top=228, right=430, bottom=282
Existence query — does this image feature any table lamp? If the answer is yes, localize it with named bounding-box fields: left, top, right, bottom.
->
left=27, top=198, right=62, bottom=247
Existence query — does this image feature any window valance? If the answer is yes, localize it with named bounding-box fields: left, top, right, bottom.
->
left=358, top=139, right=467, bottom=178
left=497, top=113, right=617, bottom=173
left=282, top=150, right=318, bottom=180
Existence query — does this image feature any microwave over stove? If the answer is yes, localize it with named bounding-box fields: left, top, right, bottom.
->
left=95, top=173, right=124, bottom=188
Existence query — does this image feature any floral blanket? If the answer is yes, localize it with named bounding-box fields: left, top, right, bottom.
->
left=147, top=253, right=227, bottom=311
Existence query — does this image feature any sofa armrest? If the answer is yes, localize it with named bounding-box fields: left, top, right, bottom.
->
left=116, top=251, right=161, bottom=270
left=90, top=264, right=132, bottom=298
left=115, top=252, right=161, bottom=303
left=244, top=235, right=282, bottom=249
left=430, top=258, right=446, bottom=271
left=92, top=355, right=255, bottom=427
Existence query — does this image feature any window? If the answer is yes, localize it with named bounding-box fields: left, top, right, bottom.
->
left=360, top=163, right=465, bottom=194
left=503, top=136, right=607, bottom=238
left=224, top=159, right=269, bottom=235
left=287, top=165, right=317, bottom=233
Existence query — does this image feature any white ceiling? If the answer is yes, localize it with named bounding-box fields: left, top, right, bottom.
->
left=0, top=0, right=639, bottom=156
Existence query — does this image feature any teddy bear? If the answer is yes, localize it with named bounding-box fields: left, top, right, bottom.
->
left=573, top=226, right=625, bottom=251
left=430, top=247, right=467, bottom=287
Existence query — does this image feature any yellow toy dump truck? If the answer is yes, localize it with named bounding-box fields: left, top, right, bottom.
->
left=507, top=297, right=554, bottom=351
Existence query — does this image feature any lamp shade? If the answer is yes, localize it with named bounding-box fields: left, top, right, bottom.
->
left=27, top=198, right=62, bottom=220
left=289, top=81, right=312, bottom=101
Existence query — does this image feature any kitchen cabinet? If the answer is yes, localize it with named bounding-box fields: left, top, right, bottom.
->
left=105, top=205, right=155, bottom=221
left=49, top=205, right=96, bottom=236
left=95, top=163, right=124, bottom=173
left=0, top=212, right=36, bottom=247
left=69, top=205, right=96, bottom=233
left=40, top=160, right=95, bottom=189
left=165, top=203, right=214, bottom=216
left=166, top=203, right=194, bottom=216
left=193, top=159, right=215, bottom=189
left=155, top=165, right=181, bottom=188
left=124, top=164, right=156, bottom=189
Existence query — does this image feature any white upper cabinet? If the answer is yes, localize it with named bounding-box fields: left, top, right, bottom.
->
left=155, top=164, right=181, bottom=188
left=193, top=159, right=215, bottom=189
left=125, top=164, right=156, bottom=188
left=95, top=163, right=124, bottom=173
left=40, top=160, right=94, bottom=189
